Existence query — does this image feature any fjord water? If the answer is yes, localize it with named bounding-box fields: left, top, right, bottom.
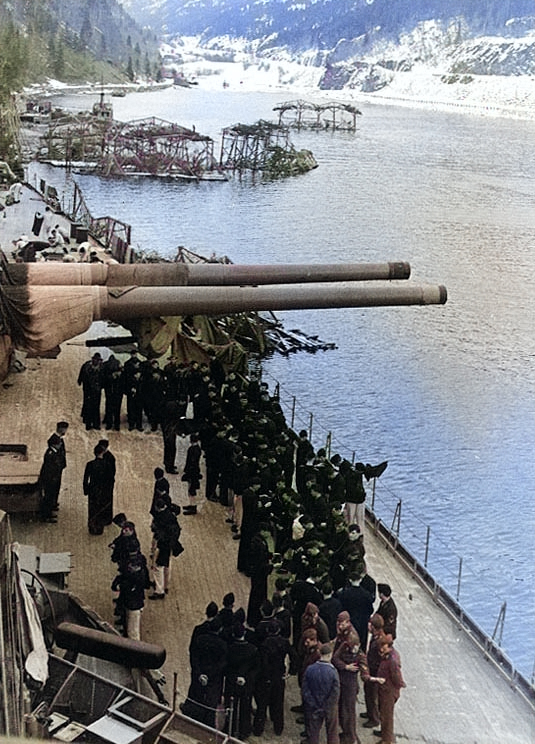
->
left=43, top=86, right=535, bottom=678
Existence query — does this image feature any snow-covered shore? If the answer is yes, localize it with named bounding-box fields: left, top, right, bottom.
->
left=177, top=52, right=535, bottom=120
left=357, top=66, right=535, bottom=120
left=31, top=55, right=535, bottom=122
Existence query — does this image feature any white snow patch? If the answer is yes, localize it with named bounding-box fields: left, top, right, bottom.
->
left=177, top=47, right=535, bottom=120
left=180, top=54, right=324, bottom=92
left=355, top=66, right=535, bottom=119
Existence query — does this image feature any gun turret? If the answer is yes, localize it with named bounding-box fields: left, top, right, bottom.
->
left=1, top=278, right=447, bottom=355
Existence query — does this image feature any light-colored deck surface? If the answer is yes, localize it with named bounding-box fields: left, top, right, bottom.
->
left=1, top=189, right=534, bottom=744
left=0, top=184, right=72, bottom=252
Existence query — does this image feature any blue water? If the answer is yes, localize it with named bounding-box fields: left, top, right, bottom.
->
left=35, top=85, right=535, bottom=679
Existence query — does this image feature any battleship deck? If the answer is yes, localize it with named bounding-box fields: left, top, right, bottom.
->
left=2, top=340, right=534, bottom=744
left=0, top=188, right=534, bottom=744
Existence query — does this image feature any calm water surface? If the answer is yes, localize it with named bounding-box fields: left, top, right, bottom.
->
left=38, top=85, right=535, bottom=678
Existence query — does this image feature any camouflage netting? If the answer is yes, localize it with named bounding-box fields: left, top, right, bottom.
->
left=125, top=314, right=251, bottom=375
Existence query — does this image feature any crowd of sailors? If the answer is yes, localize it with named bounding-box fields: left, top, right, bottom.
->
left=66, top=348, right=405, bottom=744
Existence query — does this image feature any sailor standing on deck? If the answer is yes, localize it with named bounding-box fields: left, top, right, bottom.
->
left=150, top=467, right=171, bottom=516
left=296, top=429, right=315, bottom=497
left=374, top=637, right=406, bottom=744
left=302, top=642, right=340, bottom=744
left=38, top=434, right=63, bottom=523
left=160, top=394, right=181, bottom=473
left=83, top=443, right=109, bottom=535
left=149, top=498, right=182, bottom=599
left=102, top=354, right=123, bottom=431
left=376, top=584, right=398, bottom=640
left=77, top=353, right=103, bottom=430
left=111, top=554, right=151, bottom=641
left=344, top=461, right=367, bottom=530
left=48, top=419, right=67, bottom=449
left=362, top=613, right=386, bottom=729
left=98, top=439, right=116, bottom=527
left=337, top=570, right=374, bottom=650
left=123, top=349, right=143, bottom=431
left=332, top=610, right=371, bottom=744
left=182, top=433, right=202, bottom=515
left=246, top=527, right=273, bottom=628
left=181, top=613, right=228, bottom=727
left=224, top=622, right=259, bottom=741
left=53, top=421, right=68, bottom=502
left=39, top=421, right=69, bottom=520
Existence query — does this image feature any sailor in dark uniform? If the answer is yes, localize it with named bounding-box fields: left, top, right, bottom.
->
left=77, top=353, right=103, bottom=430
left=224, top=623, right=259, bottom=741
left=98, top=439, right=116, bottom=526
left=290, top=573, right=323, bottom=647
left=123, top=350, right=144, bottom=431
left=102, top=355, right=123, bottom=430
left=182, top=434, right=202, bottom=515
left=182, top=615, right=227, bottom=727
left=111, top=555, right=151, bottom=640
left=150, top=467, right=171, bottom=516
left=83, top=443, right=109, bottom=535
left=253, top=619, right=298, bottom=736
left=160, top=395, right=181, bottom=473
left=38, top=434, right=63, bottom=522
left=246, top=529, right=272, bottom=628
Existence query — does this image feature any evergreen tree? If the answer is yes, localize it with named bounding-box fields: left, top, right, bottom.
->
left=0, top=21, right=27, bottom=96
left=48, top=32, right=56, bottom=63
left=126, top=56, right=134, bottom=82
left=80, top=11, right=93, bottom=49
left=53, top=35, right=66, bottom=78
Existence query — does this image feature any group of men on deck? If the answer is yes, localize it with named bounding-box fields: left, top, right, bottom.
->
left=39, top=349, right=404, bottom=744
left=148, top=363, right=404, bottom=744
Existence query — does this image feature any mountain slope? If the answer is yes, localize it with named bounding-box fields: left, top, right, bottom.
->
left=0, top=0, right=160, bottom=87
left=120, top=0, right=535, bottom=51
left=124, top=1, right=535, bottom=94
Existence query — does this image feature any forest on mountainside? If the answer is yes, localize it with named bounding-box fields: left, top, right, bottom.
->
left=0, top=0, right=161, bottom=172
left=0, top=0, right=160, bottom=93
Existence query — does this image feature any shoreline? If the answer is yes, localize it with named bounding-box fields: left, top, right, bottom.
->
left=352, top=69, right=535, bottom=121
left=172, top=54, right=535, bottom=121
left=27, top=64, right=535, bottom=123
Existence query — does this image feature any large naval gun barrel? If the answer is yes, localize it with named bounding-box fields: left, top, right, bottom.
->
left=2, top=280, right=447, bottom=355
left=7, top=260, right=411, bottom=286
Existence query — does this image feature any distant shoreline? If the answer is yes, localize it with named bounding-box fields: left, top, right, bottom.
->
left=23, top=80, right=172, bottom=100
left=26, top=65, right=535, bottom=123
left=177, top=56, right=535, bottom=121
left=352, top=69, right=535, bottom=121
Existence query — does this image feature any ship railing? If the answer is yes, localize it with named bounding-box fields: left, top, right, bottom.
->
left=366, top=506, right=535, bottom=704
left=263, top=368, right=535, bottom=705
left=33, top=177, right=136, bottom=264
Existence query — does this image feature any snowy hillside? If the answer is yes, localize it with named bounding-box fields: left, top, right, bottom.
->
left=124, top=1, right=535, bottom=117
left=162, top=34, right=535, bottom=121
left=121, top=0, right=535, bottom=50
